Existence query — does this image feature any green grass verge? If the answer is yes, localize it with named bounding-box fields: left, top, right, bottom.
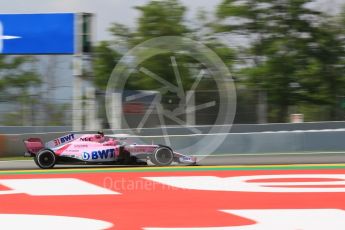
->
left=1, top=164, right=345, bottom=175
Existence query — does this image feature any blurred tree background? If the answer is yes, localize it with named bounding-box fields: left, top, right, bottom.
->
left=93, top=0, right=235, bottom=91
left=0, top=56, right=40, bottom=125
left=1, top=0, right=344, bottom=126
left=93, top=0, right=237, bottom=126
left=0, top=56, right=71, bottom=126
left=93, top=0, right=345, bottom=124
left=216, top=0, right=345, bottom=122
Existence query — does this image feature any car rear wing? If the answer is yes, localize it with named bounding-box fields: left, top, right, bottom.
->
left=23, top=138, right=44, bottom=156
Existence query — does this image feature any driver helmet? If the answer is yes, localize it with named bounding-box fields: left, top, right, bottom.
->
left=95, top=130, right=105, bottom=142
left=97, top=130, right=104, bottom=137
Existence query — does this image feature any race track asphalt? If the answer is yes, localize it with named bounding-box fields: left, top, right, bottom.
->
left=1, top=152, right=345, bottom=170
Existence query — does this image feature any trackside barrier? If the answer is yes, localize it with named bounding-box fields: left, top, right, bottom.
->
left=2, top=121, right=345, bottom=134
left=0, top=133, right=63, bottom=157
left=120, top=130, right=345, bottom=155
left=0, top=130, right=345, bottom=157
left=0, top=135, right=6, bottom=156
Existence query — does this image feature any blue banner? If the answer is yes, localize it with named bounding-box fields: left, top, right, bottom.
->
left=0, top=13, right=75, bottom=54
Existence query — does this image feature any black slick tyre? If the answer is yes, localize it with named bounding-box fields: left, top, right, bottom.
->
left=151, top=147, right=174, bottom=166
left=35, top=149, right=56, bottom=169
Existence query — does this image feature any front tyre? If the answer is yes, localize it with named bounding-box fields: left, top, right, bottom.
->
left=35, top=149, right=56, bottom=169
left=151, top=147, right=174, bottom=166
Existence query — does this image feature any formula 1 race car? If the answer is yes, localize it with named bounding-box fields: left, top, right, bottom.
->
left=23, top=132, right=196, bottom=169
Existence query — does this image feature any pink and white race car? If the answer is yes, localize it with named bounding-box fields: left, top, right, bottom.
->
left=23, top=132, right=197, bottom=169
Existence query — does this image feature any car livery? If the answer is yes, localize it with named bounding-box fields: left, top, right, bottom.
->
left=82, top=149, right=115, bottom=161
left=23, top=133, right=197, bottom=169
left=52, top=133, right=75, bottom=146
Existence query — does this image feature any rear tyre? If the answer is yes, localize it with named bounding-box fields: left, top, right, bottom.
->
left=151, top=147, right=174, bottom=166
left=35, top=149, right=56, bottom=169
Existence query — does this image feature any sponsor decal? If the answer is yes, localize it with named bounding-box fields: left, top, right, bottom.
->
left=83, top=149, right=115, bottom=160
left=127, top=146, right=155, bottom=153
left=83, top=152, right=90, bottom=160
left=54, top=134, right=74, bottom=146
left=66, top=149, right=79, bottom=153
left=80, top=137, right=93, bottom=141
left=180, top=156, right=193, bottom=162
left=74, top=144, right=88, bottom=148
